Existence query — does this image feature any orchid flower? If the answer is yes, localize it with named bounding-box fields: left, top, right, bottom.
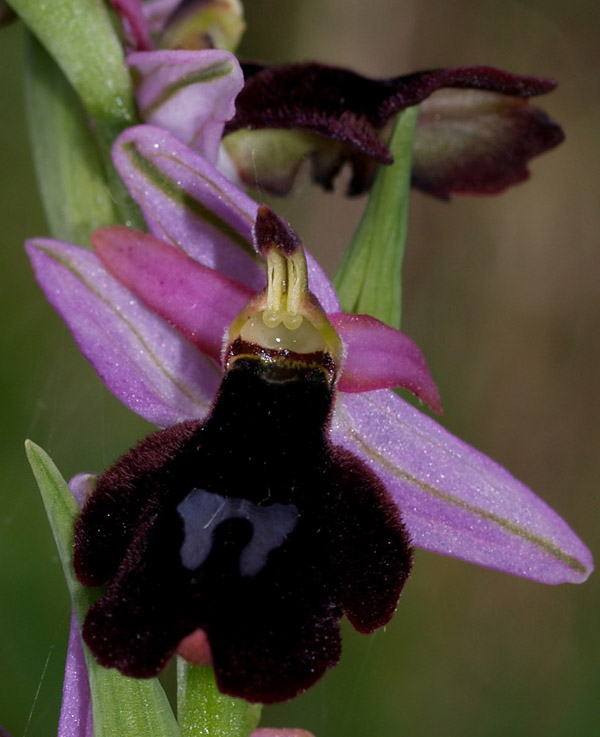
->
left=26, top=123, right=592, bottom=705
left=107, top=3, right=564, bottom=200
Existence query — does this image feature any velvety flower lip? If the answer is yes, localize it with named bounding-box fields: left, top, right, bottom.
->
left=222, top=61, right=564, bottom=196
left=62, top=467, right=316, bottom=729
left=27, top=123, right=592, bottom=589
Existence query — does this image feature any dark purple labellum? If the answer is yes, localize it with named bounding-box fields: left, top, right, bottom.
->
left=74, top=350, right=412, bottom=703
left=224, top=61, right=564, bottom=197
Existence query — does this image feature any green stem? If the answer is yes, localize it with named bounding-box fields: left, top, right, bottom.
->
left=333, top=105, right=419, bottom=329
left=177, top=661, right=262, bottom=737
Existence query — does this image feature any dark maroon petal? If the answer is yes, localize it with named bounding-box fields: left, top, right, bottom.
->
left=74, top=421, right=201, bottom=586
left=226, top=62, right=556, bottom=156
left=374, top=66, right=557, bottom=125
left=225, top=62, right=393, bottom=161
left=83, top=508, right=192, bottom=677
left=328, top=447, right=412, bottom=634
left=77, top=353, right=411, bottom=701
left=412, top=89, right=565, bottom=198
left=206, top=582, right=342, bottom=703
left=224, top=62, right=560, bottom=197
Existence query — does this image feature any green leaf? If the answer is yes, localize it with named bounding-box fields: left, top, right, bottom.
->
left=25, top=441, right=180, bottom=737
left=333, top=105, right=419, bottom=329
left=177, top=661, right=261, bottom=737
left=7, top=0, right=135, bottom=125
left=23, top=33, right=120, bottom=247
left=23, top=30, right=144, bottom=240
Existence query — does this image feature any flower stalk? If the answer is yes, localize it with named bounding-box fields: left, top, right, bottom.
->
left=334, top=105, right=419, bottom=327
left=177, top=661, right=261, bottom=737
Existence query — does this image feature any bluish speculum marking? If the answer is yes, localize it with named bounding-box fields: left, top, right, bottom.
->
left=177, top=488, right=299, bottom=576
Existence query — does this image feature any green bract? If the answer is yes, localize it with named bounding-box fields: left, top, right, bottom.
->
left=7, top=0, right=134, bottom=124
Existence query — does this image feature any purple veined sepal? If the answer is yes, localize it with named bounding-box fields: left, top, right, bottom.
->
left=59, top=613, right=94, bottom=737
left=331, top=389, right=593, bottom=585
left=25, top=237, right=220, bottom=426
left=126, top=49, right=244, bottom=163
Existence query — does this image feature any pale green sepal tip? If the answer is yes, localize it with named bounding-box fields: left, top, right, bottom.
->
left=24, top=440, right=180, bottom=737
left=333, top=105, right=419, bottom=329
left=177, top=660, right=262, bottom=737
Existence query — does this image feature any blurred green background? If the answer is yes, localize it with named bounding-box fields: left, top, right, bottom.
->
left=1, top=1, right=598, bottom=735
